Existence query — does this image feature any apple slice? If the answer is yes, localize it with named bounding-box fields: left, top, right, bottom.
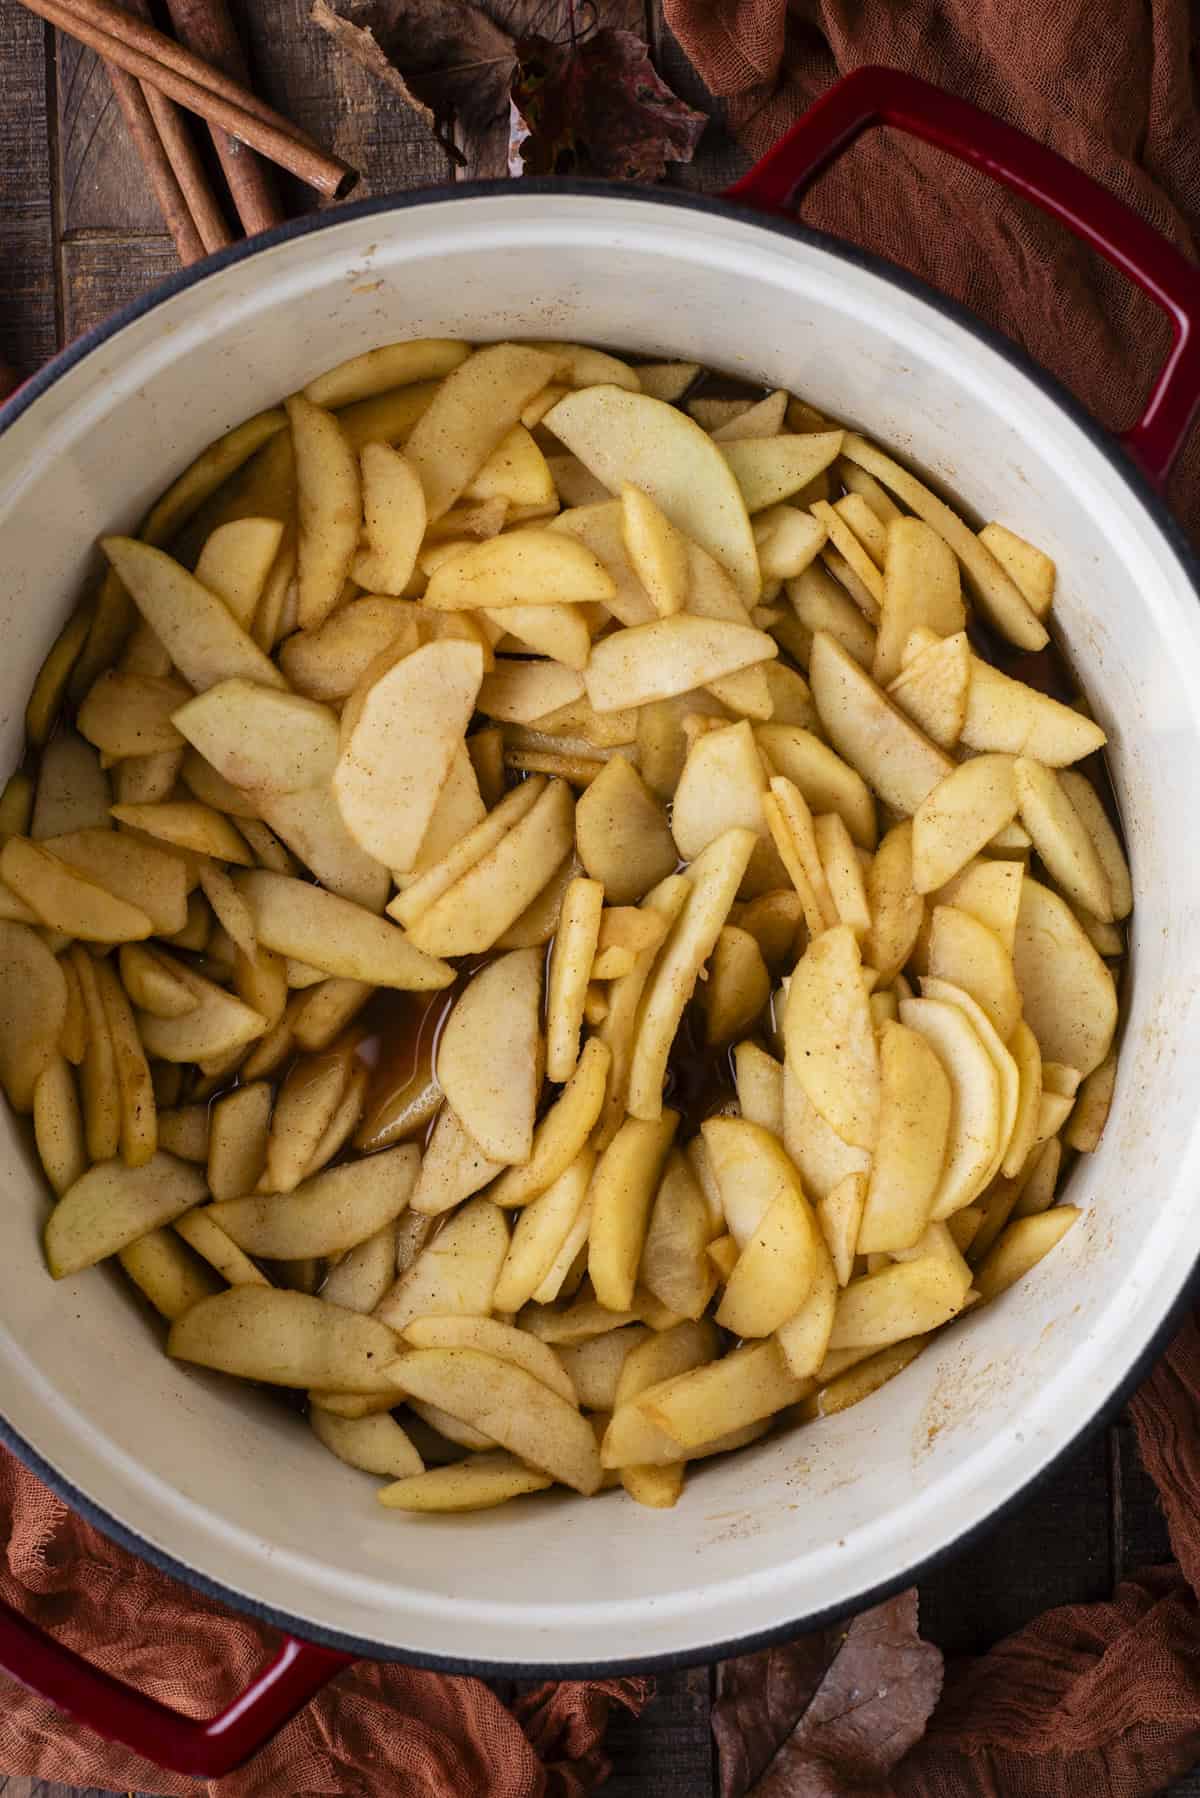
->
left=437, top=949, right=542, bottom=1164
left=899, top=995, right=1001, bottom=1218
left=785, top=924, right=880, bottom=1151
left=45, top=1150, right=206, bottom=1278
left=101, top=538, right=286, bottom=693
left=809, top=630, right=953, bottom=816
left=333, top=638, right=483, bottom=874
left=544, top=386, right=761, bottom=603
left=173, top=680, right=339, bottom=797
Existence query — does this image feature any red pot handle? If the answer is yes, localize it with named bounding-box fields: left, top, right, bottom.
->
left=725, top=64, right=1200, bottom=488
left=0, top=1591, right=354, bottom=1777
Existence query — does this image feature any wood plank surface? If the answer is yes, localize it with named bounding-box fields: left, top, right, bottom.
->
left=1, top=0, right=57, bottom=376
left=0, top=0, right=1198, bottom=1792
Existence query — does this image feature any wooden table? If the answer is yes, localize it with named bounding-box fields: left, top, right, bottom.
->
left=0, top=1, right=1196, bottom=1791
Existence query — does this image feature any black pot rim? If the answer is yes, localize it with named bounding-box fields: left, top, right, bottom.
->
left=2, top=174, right=1199, bottom=1680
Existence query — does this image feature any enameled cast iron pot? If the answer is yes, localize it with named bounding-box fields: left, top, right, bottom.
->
left=2, top=65, right=1200, bottom=1779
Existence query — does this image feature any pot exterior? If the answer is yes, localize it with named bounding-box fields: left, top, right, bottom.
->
left=2, top=185, right=1199, bottom=1671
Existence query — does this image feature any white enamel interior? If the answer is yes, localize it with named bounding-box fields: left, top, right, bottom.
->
left=1, top=189, right=1198, bottom=1670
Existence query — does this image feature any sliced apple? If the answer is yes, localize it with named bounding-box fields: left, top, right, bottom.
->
left=840, top=433, right=1047, bottom=652
left=45, top=1150, right=205, bottom=1278
left=720, top=432, right=844, bottom=512
left=438, top=949, right=542, bottom=1164
left=899, top=995, right=1001, bottom=1218
left=626, top=829, right=757, bottom=1120
left=236, top=870, right=451, bottom=989
left=332, top=637, right=482, bottom=874
left=404, top=343, right=561, bottom=520
left=962, top=657, right=1106, bottom=764
left=785, top=924, right=879, bottom=1151
left=1012, top=878, right=1117, bottom=1075
left=912, top=755, right=1019, bottom=892
left=585, top=615, right=775, bottom=713
left=101, top=538, right=286, bottom=693
left=1014, top=758, right=1113, bottom=920
left=169, top=1286, right=403, bottom=1391
left=545, top=386, right=761, bottom=603
left=809, top=630, right=953, bottom=816
left=209, top=1145, right=418, bottom=1259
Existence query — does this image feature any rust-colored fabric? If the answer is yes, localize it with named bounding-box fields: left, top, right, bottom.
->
left=888, top=1313, right=1200, bottom=1795
left=0, top=1445, right=648, bottom=1794
left=664, top=0, right=1200, bottom=535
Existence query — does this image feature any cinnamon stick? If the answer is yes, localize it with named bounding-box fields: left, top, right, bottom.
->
left=162, top=0, right=283, bottom=238
left=16, top=0, right=355, bottom=198
left=123, top=0, right=233, bottom=255
left=103, top=60, right=207, bottom=263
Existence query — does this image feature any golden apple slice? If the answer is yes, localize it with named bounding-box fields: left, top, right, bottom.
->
left=585, top=615, right=775, bottom=713
left=899, top=995, right=1001, bottom=1218
left=305, top=338, right=468, bottom=408
left=478, top=660, right=585, bottom=723
left=0, top=927, right=70, bottom=1107
left=720, top=432, right=844, bottom=512
left=637, top=1340, right=807, bottom=1451
left=411, top=1105, right=505, bottom=1217
left=333, top=638, right=483, bottom=874
left=77, top=670, right=190, bottom=759
left=621, top=483, right=688, bottom=617
left=927, top=904, right=1022, bottom=1041
left=974, top=1207, right=1080, bottom=1302
left=809, top=630, right=953, bottom=815
left=101, top=538, right=286, bottom=693
left=785, top=923, right=879, bottom=1150
left=961, top=657, right=1106, bottom=764
left=375, top=1197, right=509, bottom=1333
left=0, top=838, right=153, bottom=942
left=237, top=870, right=452, bottom=990
left=386, top=1347, right=601, bottom=1494
left=437, top=949, right=542, bottom=1164
left=206, top=1080, right=272, bottom=1201
left=857, top=1020, right=952, bottom=1253
left=404, top=344, right=561, bottom=520
left=977, top=522, right=1055, bottom=619
left=627, top=828, right=757, bottom=1120
left=45, top=830, right=188, bottom=937
left=424, top=529, right=615, bottom=610
left=873, top=517, right=966, bottom=684
left=1012, top=878, right=1117, bottom=1075
left=193, top=517, right=286, bottom=629
left=887, top=630, right=970, bottom=749
left=169, top=1286, right=403, bottom=1390
left=259, top=783, right=390, bottom=913
left=575, top=756, right=677, bottom=905
left=45, top=1149, right=205, bottom=1277
left=546, top=877, right=604, bottom=1083
left=287, top=394, right=363, bottom=630
left=1014, top=758, right=1113, bottom=920
left=911, top=755, right=1019, bottom=892
left=828, top=1254, right=970, bottom=1351
left=545, top=386, right=761, bottom=602
left=173, top=679, right=340, bottom=798
left=589, top=1110, right=679, bottom=1310
left=33, top=1056, right=87, bottom=1197
left=840, top=433, right=1047, bottom=651
left=209, top=1145, right=418, bottom=1259
left=1058, top=772, right=1132, bottom=920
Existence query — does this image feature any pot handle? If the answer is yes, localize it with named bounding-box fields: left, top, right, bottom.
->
left=0, top=1592, right=354, bottom=1777
left=726, top=64, right=1200, bottom=487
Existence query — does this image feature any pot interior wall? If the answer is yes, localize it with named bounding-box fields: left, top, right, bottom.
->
left=2, top=189, right=1199, bottom=1668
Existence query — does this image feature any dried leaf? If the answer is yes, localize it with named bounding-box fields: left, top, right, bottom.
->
left=311, top=0, right=517, bottom=153
left=511, top=28, right=707, bottom=181
left=714, top=1592, right=943, bottom=1798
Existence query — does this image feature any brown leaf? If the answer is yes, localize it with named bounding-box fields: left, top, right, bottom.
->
left=311, top=0, right=517, bottom=150
left=510, top=28, right=707, bottom=181
left=714, top=1592, right=943, bottom=1798
left=715, top=1635, right=836, bottom=1797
